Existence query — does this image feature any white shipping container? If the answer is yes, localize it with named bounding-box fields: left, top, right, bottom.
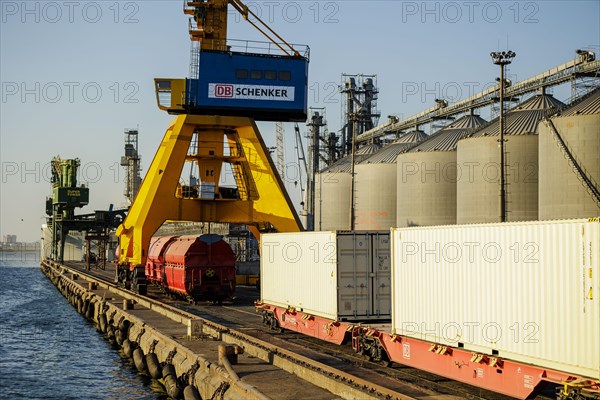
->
left=391, top=218, right=600, bottom=379
left=261, top=231, right=391, bottom=321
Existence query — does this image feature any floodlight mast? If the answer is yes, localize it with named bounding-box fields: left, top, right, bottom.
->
left=490, top=50, right=516, bottom=223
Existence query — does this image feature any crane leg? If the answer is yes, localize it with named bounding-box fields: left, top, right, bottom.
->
left=117, top=114, right=302, bottom=268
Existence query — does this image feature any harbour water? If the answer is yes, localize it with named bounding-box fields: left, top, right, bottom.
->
left=0, top=252, right=165, bottom=399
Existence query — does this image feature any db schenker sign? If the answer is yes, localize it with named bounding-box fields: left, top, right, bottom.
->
left=208, top=83, right=295, bottom=101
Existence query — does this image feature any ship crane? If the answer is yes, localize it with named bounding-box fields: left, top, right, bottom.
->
left=116, top=0, right=308, bottom=293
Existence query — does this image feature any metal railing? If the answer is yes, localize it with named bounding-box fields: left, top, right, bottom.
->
left=188, top=33, right=310, bottom=58
left=186, top=139, right=244, bottom=158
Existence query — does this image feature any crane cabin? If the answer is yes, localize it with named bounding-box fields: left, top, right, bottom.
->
left=155, top=0, right=309, bottom=122
left=156, top=44, right=309, bottom=122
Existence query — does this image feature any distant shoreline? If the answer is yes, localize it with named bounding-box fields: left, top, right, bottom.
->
left=0, top=243, right=41, bottom=252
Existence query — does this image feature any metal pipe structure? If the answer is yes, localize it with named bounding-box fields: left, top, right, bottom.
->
left=306, top=111, right=325, bottom=230
left=491, top=50, right=516, bottom=223
left=349, top=125, right=357, bottom=230
left=343, top=77, right=356, bottom=155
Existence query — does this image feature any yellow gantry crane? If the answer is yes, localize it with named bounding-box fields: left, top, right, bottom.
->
left=116, top=0, right=309, bottom=292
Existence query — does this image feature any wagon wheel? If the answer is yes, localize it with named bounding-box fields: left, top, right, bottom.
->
left=357, top=339, right=370, bottom=360
left=378, top=359, right=391, bottom=368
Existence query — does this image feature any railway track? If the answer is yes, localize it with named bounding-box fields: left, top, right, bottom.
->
left=51, top=261, right=426, bottom=399
left=62, top=261, right=557, bottom=400
left=178, top=292, right=556, bottom=400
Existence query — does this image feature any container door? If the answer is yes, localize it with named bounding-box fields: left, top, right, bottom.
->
left=370, top=232, right=391, bottom=318
left=337, top=232, right=370, bottom=319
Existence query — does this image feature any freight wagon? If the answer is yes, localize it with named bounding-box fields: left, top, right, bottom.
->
left=260, top=231, right=391, bottom=343
left=145, top=234, right=236, bottom=302
left=256, top=218, right=600, bottom=399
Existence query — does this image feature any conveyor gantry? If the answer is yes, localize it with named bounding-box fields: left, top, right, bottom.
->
left=357, top=50, right=599, bottom=143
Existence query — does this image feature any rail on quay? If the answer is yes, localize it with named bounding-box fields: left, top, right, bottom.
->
left=40, top=259, right=419, bottom=400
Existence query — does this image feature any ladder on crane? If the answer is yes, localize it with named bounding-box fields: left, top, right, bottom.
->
left=275, top=122, right=285, bottom=180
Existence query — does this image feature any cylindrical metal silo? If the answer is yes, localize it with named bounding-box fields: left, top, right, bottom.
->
left=314, top=144, right=380, bottom=230
left=354, top=131, right=428, bottom=230
left=456, top=94, right=566, bottom=224
left=396, top=115, right=487, bottom=227
left=538, top=88, right=600, bottom=220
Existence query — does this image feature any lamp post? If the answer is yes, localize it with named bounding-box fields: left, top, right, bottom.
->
left=349, top=117, right=357, bottom=231
left=490, top=50, right=516, bottom=223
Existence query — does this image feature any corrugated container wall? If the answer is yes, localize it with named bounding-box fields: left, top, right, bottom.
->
left=314, top=144, right=380, bottom=230
left=261, top=231, right=391, bottom=321
left=538, top=88, right=600, bottom=220
left=354, top=131, right=428, bottom=230
left=391, top=218, right=600, bottom=380
left=396, top=115, right=487, bottom=227
left=456, top=94, right=565, bottom=224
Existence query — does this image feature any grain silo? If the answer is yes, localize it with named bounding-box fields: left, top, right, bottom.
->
left=314, top=144, right=380, bottom=230
left=354, top=131, right=428, bottom=230
left=538, top=88, right=600, bottom=220
left=396, top=114, right=487, bottom=227
left=456, top=94, right=566, bottom=224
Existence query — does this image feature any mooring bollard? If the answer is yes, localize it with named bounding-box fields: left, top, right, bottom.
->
left=218, top=344, right=243, bottom=381
left=218, top=344, right=243, bottom=365
left=123, top=299, right=134, bottom=310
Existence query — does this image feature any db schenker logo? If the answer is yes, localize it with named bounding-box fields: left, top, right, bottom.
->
left=214, top=84, right=234, bottom=98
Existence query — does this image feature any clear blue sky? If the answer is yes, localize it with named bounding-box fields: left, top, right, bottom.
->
left=1, top=1, right=598, bottom=241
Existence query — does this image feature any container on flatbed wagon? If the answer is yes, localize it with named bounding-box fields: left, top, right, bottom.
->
left=261, top=231, right=391, bottom=321
left=391, top=217, right=600, bottom=380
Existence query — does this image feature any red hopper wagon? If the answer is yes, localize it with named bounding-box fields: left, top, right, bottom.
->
left=145, top=234, right=236, bottom=302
